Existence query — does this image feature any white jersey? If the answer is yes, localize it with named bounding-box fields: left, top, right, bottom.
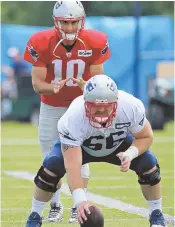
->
left=58, top=90, right=146, bottom=157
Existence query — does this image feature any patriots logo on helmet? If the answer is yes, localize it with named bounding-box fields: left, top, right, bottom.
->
left=110, top=82, right=116, bottom=92
left=55, top=1, right=62, bottom=9
left=139, top=115, right=145, bottom=126
left=86, top=81, right=95, bottom=92
left=27, top=44, right=39, bottom=62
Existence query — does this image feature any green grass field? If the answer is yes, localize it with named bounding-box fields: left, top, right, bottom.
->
left=1, top=121, right=174, bottom=227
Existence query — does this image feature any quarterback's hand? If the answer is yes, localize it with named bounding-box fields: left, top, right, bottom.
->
left=116, top=152, right=131, bottom=172
left=70, top=77, right=86, bottom=90
left=52, top=78, right=71, bottom=94
left=77, top=201, right=91, bottom=224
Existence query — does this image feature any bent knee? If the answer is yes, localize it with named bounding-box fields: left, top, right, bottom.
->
left=43, top=156, right=65, bottom=177
left=34, top=156, right=66, bottom=192
left=34, top=166, right=60, bottom=193
left=138, top=164, right=161, bottom=186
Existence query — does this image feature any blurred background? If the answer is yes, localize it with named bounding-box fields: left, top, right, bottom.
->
left=1, top=1, right=174, bottom=129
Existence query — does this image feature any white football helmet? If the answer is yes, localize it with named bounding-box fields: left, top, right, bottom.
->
left=53, top=1, right=85, bottom=41
left=84, top=75, right=118, bottom=128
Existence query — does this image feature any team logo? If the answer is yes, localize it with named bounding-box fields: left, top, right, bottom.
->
left=101, top=41, right=109, bottom=55
left=66, top=52, right=72, bottom=58
left=86, top=81, right=94, bottom=92
left=115, top=122, right=131, bottom=129
left=110, top=82, right=116, bottom=92
left=27, top=43, right=39, bottom=62
left=55, top=1, right=62, bottom=9
left=139, top=115, right=145, bottom=126
left=78, top=50, right=92, bottom=57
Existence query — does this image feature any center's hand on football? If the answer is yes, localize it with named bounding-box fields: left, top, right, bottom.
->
left=77, top=201, right=91, bottom=224
left=52, top=78, right=71, bottom=94
left=70, top=77, right=86, bottom=90
left=116, top=152, right=131, bottom=172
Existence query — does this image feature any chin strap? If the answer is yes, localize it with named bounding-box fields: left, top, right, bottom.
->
left=53, top=38, right=64, bottom=58
left=77, top=37, right=86, bottom=49
left=53, top=35, right=86, bottom=58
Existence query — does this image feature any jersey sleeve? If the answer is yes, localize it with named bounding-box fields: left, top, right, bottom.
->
left=23, top=34, right=47, bottom=67
left=87, top=30, right=111, bottom=65
left=58, top=117, right=84, bottom=147
left=91, top=40, right=111, bottom=65
left=129, top=99, right=146, bottom=134
left=57, top=97, right=85, bottom=146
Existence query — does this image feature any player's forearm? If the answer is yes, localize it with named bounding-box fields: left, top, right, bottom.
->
left=66, top=166, right=87, bottom=207
left=32, top=80, right=54, bottom=94
left=132, top=136, right=154, bottom=156
left=66, top=166, right=84, bottom=192
left=122, top=136, right=153, bottom=162
left=125, top=120, right=154, bottom=160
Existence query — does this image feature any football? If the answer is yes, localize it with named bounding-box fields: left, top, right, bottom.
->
left=81, top=205, right=104, bottom=227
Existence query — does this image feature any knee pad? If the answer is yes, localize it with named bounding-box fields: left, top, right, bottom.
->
left=43, top=156, right=65, bottom=177
left=34, top=166, right=60, bottom=193
left=138, top=164, right=161, bottom=186
left=81, top=163, right=90, bottom=179
left=34, top=156, right=66, bottom=193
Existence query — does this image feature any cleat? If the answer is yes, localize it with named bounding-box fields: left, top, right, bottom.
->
left=68, top=207, right=78, bottom=223
left=149, top=209, right=167, bottom=227
left=44, top=203, right=63, bottom=222
left=25, top=212, right=42, bottom=227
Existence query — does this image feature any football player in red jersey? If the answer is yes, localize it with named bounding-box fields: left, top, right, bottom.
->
left=24, top=1, right=110, bottom=225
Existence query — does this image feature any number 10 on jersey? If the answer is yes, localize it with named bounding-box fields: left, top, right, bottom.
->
left=52, top=59, right=85, bottom=86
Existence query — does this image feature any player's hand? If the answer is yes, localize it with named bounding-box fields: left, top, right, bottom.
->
left=70, top=77, right=86, bottom=90
left=116, top=152, right=131, bottom=172
left=77, top=201, right=91, bottom=224
left=52, top=78, right=71, bottom=94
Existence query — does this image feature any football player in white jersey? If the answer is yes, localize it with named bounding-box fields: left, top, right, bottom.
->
left=25, top=75, right=166, bottom=227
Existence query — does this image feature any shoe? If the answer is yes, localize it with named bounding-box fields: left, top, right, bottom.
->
left=44, top=203, right=63, bottom=222
left=25, top=212, right=42, bottom=227
left=68, top=207, right=78, bottom=223
left=149, top=209, right=167, bottom=227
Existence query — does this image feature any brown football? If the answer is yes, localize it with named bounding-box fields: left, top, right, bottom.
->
left=80, top=205, right=104, bottom=227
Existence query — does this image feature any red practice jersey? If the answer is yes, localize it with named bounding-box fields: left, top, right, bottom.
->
left=24, top=28, right=111, bottom=107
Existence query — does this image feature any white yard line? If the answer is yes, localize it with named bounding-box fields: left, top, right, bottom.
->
left=2, top=136, right=174, bottom=146
left=90, top=176, right=174, bottom=180
left=2, top=206, right=173, bottom=210
left=4, top=170, right=174, bottom=226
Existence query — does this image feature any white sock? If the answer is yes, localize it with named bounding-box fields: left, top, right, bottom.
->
left=50, top=189, right=61, bottom=206
left=147, top=198, right=162, bottom=214
left=72, top=188, right=87, bottom=208
left=31, top=198, right=47, bottom=217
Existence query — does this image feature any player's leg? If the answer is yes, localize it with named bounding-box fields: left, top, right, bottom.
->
left=101, top=135, right=166, bottom=227
left=38, top=104, right=65, bottom=221
left=25, top=140, right=66, bottom=227
left=39, top=103, right=90, bottom=223
left=130, top=152, right=166, bottom=227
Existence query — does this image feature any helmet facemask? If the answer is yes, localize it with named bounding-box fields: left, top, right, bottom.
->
left=84, top=75, right=118, bottom=129
left=53, top=17, right=85, bottom=41
left=85, top=101, right=117, bottom=128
